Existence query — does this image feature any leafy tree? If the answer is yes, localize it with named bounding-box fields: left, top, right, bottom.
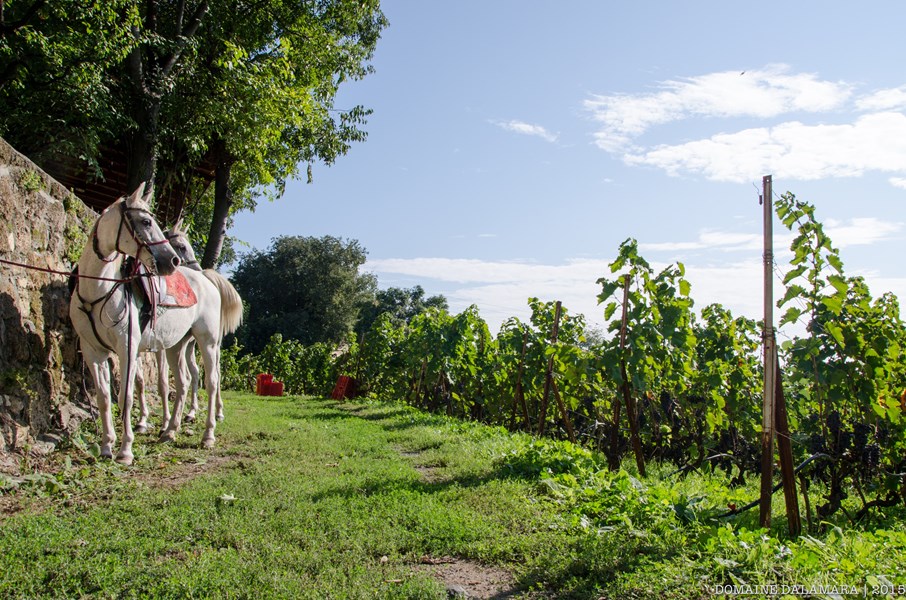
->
left=2, top=0, right=387, bottom=271
left=231, top=235, right=376, bottom=353
left=356, top=285, right=448, bottom=334
left=0, top=0, right=136, bottom=167
left=140, top=0, right=387, bottom=267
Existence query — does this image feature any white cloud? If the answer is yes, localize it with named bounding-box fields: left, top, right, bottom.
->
left=491, top=119, right=558, bottom=143
left=583, top=67, right=906, bottom=186
left=585, top=64, right=852, bottom=151
left=825, top=217, right=903, bottom=246
left=857, top=86, right=906, bottom=112
left=624, top=112, right=906, bottom=182
left=641, top=229, right=763, bottom=252
left=367, top=255, right=767, bottom=333
left=367, top=212, right=904, bottom=333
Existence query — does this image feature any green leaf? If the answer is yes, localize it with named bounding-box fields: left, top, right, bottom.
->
left=782, top=265, right=807, bottom=284
left=779, top=306, right=803, bottom=327
left=824, top=322, right=845, bottom=347
left=779, top=285, right=806, bottom=307
left=679, top=279, right=691, bottom=297
left=822, top=294, right=843, bottom=315
left=827, top=274, right=849, bottom=295
left=827, top=253, right=844, bottom=274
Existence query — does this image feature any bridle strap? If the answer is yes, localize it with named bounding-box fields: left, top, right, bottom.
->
left=79, top=201, right=170, bottom=352
left=92, top=203, right=171, bottom=264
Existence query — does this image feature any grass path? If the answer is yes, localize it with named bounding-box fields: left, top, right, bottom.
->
left=0, top=393, right=601, bottom=599
left=6, top=393, right=905, bottom=599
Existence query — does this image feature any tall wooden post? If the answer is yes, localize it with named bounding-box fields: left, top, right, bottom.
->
left=619, top=274, right=646, bottom=476
left=775, top=354, right=801, bottom=537
left=760, top=174, right=776, bottom=528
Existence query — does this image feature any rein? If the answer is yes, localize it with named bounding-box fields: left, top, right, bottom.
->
left=0, top=256, right=146, bottom=283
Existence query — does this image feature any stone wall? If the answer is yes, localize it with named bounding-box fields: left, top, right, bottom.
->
left=0, top=137, right=98, bottom=471
left=0, top=138, right=169, bottom=473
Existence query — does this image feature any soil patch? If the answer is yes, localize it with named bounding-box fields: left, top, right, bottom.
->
left=134, top=454, right=232, bottom=489
left=414, top=556, right=520, bottom=599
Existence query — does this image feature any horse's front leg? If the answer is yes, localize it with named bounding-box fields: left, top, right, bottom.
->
left=156, top=349, right=171, bottom=434
left=134, top=357, right=151, bottom=434
left=184, top=340, right=200, bottom=423
left=115, top=350, right=140, bottom=465
left=85, top=352, right=116, bottom=459
left=160, top=340, right=190, bottom=443
left=198, top=340, right=221, bottom=449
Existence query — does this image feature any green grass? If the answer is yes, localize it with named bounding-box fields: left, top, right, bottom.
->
left=1, top=393, right=905, bottom=599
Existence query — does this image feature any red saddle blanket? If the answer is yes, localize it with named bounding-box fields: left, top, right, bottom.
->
left=159, top=271, right=197, bottom=307
left=139, top=268, right=197, bottom=308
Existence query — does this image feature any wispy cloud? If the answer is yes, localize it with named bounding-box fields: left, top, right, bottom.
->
left=584, top=64, right=852, bottom=151
left=640, top=219, right=901, bottom=257
left=367, top=255, right=765, bottom=333
left=584, top=66, right=906, bottom=185
left=367, top=228, right=905, bottom=334
left=856, top=86, right=906, bottom=112
left=491, top=119, right=558, bottom=143
left=624, top=112, right=906, bottom=182
left=640, top=230, right=763, bottom=253
left=825, top=217, right=903, bottom=246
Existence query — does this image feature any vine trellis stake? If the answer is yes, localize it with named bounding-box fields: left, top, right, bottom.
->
left=760, top=174, right=801, bottom=536
left=760, top=174, right=776, bottom=528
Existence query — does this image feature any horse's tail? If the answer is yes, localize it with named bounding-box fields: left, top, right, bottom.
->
left=202, top=269, right=243, bottom=337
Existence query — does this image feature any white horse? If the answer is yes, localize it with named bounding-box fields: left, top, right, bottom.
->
left=70, top=184, right=243, bottom=464
left=135, top=224, right=220, bottom=433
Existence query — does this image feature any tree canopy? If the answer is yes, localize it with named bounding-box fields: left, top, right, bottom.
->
left=356, top=285, right=449, bottom=335
left=0, top=0, right=387, bottom=267
left=231, top=235, right=376, bottom=353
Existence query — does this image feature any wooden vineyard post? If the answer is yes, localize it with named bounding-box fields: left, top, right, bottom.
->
left=537, top=301, right=561, bottom=436
left=619, top=274, right=646, bottom=477
left=551, top=379, right=576, bottom=443
left=775, top=353, right=802, bottom=537
left=411, top=358, right=427, bottom=408
left=760, top=174, right=776, bottom=529
left=513, top=330, right=531, bottom=432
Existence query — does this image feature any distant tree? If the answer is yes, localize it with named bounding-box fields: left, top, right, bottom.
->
left=231, top=235, right=376, bottom=353
left=356, top=285, right=449, bottom=335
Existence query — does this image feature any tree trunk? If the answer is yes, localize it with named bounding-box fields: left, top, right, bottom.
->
left=202, top=138, right=235, bottom=269
left=125, top=95, right=160, bottom=194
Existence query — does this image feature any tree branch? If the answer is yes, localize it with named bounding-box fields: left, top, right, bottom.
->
left=159, top=1, right=208, bottom=78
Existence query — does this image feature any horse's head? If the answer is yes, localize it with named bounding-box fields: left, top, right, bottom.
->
left=95, top=182, right=181, bottom=275
left=165, top=220, right=202, bottom=271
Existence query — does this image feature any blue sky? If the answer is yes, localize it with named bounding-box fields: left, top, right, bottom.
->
left=230, top=1, right=906, bottom=335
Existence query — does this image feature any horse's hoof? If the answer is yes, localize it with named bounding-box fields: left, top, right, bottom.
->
left=136, top=424, right=149, bottom=435
left=216, top=413, right=225, bottom=422
left=184, top=413, right=196, bottom=424
left=202, top=436, right=215, bottom=449
left=115, top=453, right=134, bottom=466
left=159, top=430, right=176, bottom=443
left=100, top=446, right=114, bottom=460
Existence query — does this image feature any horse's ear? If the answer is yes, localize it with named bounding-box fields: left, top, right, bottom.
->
left=141, top=182, right=155, bottom=206
left=126, top=182, right=146, bottom=207
left=172, top=217, right=185, bottom=233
